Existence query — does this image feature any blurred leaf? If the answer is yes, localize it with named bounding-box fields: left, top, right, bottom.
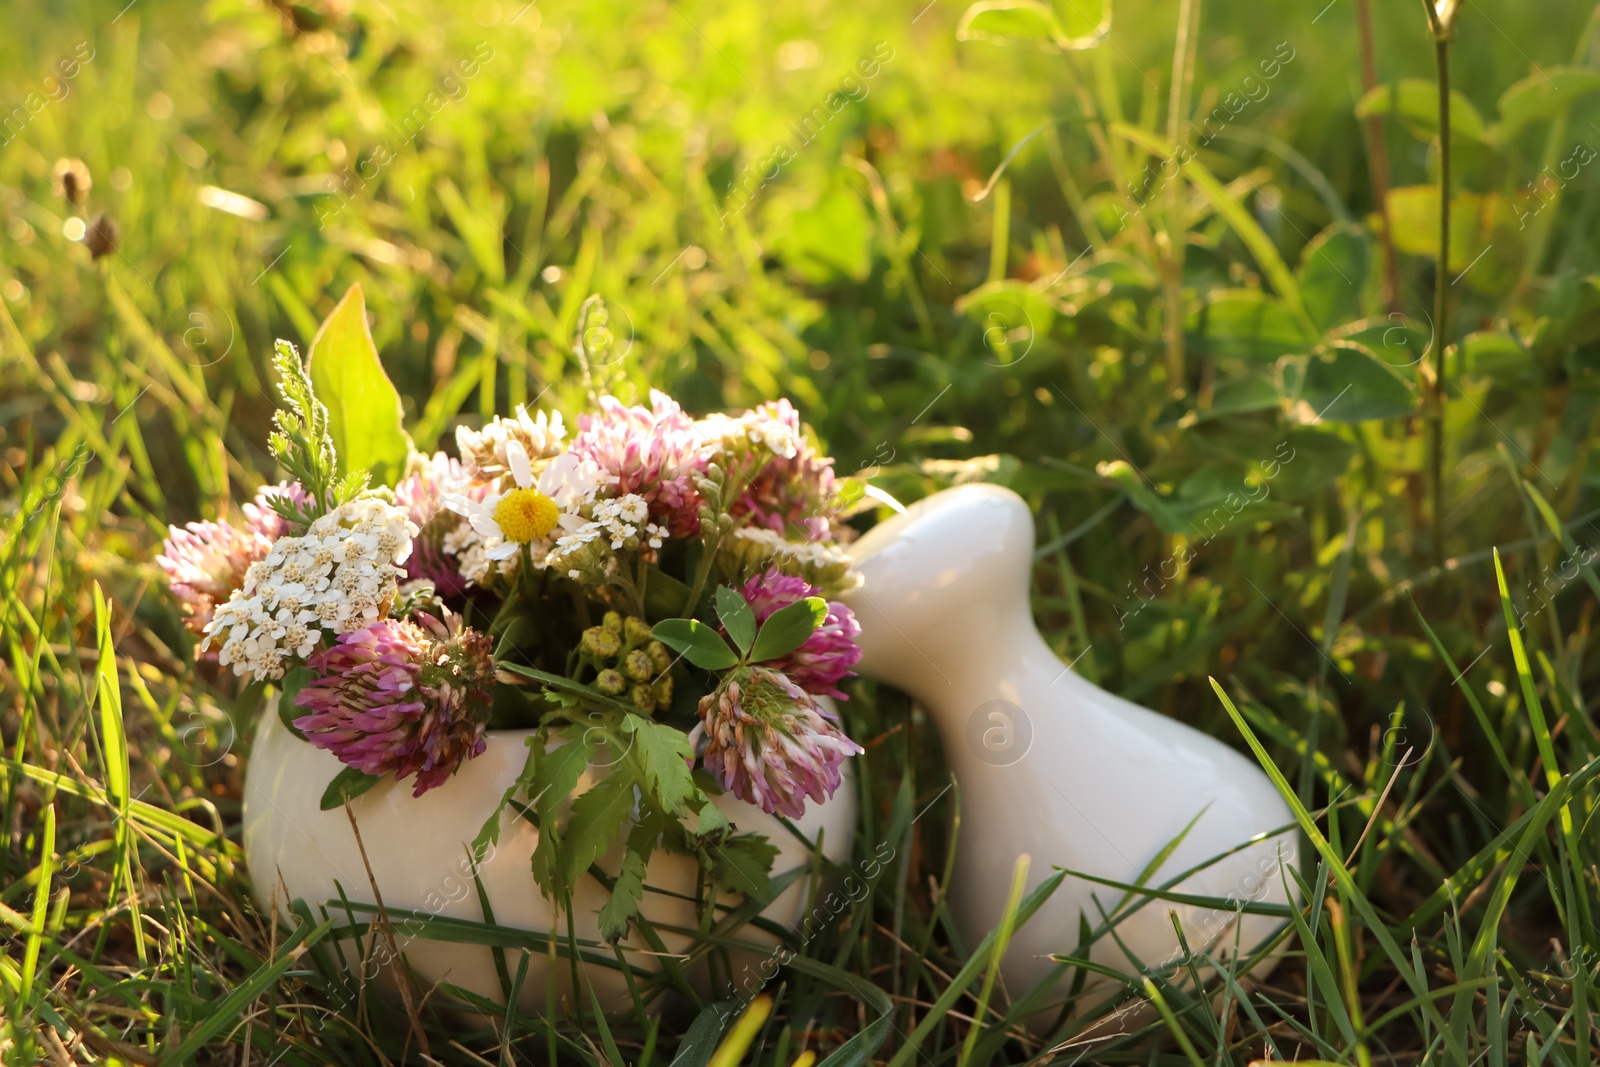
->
left=307, top=284, right=412, bottom=488
left=1050, top=0, right=1110, bottom=45
left=1356, top=79, right=1487, bottom=142
left=1267, top=429, right=1355, bottom=499
left=1338, top=317, right=1431, bottom=373
left=1493, top=67, right=1600, bottom=144
left=1159, top=375, right=1282, bottom=428
left=1114, top=123, right=1311, bottom=329
left=771, top=185, right=872, bottom=282
left=1460, top=330, right=1530, bottom=379
left=956, top=280, right=1056, bottom=365
left=1100, top=461, right=1293, bottom=537
left=956, top=0, right=1067, bottom=48
left=1384, top=186, right=1509, bottom=273
left=1178, top=463, right=1297, bottom=526
left=1187, top=290, right=1313, bottom=362
left=1298, top=344, right=1417, bottom=422
left=436, top=178, right=506, bottom=286
left=1297, top=226, right=1369, bottom=334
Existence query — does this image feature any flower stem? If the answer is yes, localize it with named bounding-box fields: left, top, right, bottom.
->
left=1355, top=0, right=1401, bottom=313
left=1163, top=0, right=1201, bottom=397
left=1430, top=35, right=1452, bottom=557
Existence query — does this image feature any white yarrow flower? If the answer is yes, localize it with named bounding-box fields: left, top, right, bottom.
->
left=201, top=497, right=417, bottom=681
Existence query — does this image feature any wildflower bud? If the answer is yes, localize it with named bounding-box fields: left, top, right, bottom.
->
left=623, top=649, right=653, bottom=681
left=647, top=640, right=671, bottom=672
left=52, top=158, right=91, bottom=209
left=582, top=626, right=621, bottom=658
left=717, top=514, right=734, bottom=534
left=623, top=615, right=652, bottom=645
left=630, top=683, right=657, bottom=715
left=651, top=674, right=674, bottom=706
left=697, top=505, right=716, bottom=527
left=705, top=463, right=725, bottom=485
left=85, top=214, right=120, bottom=259
left=596, top=668, right=626, bottom=695
left=602, top=610, right=623, bottom=634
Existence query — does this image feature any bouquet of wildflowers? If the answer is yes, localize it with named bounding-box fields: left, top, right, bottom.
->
left=158, top=288, right=865, bottom=936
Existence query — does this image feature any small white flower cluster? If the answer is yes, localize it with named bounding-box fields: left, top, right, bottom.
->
left=202, top=498, right=418, bottom=680
left=726, top=526, right=856, bottom=589
left=442, top=520, right=521, bottom=585
left=556, top=493, right=666, bottom=553
left=699, top=410, right=800, bottom=460
left=455, top=406, right=566, bottom=480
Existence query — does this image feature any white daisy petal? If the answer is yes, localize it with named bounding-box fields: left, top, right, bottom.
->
left=506, top=439, right=533, bottom=489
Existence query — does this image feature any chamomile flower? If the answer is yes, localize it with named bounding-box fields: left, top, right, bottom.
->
left=443, top=441, right=602, bottom=579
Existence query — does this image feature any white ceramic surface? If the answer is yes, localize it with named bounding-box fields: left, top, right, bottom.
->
left=839, top=483, right=1296, bottom=1015
left=242, top=699, right=856, bottom=1011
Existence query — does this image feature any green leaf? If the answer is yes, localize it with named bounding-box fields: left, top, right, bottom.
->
left=307, top=283, right=412, bottom=488
left=1384, top=186, right=1509, bottom=272
left=955, top=279, right=1056, bottom=367
left=319, top=766, right=383, bottom=811
left=631, top=716, right=697, bottom=816
left=277, top=666, right=315, bottom=739
left=1187, top=290, right=1312, bottom=362
left=694, top=799, right=732, bottom=840
left=531, top=730, right=596, bottom=821
left=1461, top=330, right=1529, bottom=379
left=652, top=618, right=740, bottom=671
left=748, top=597, right=827, bottom=664
left=1049, top=0, right=1109, bottom=45
left=1265, top=430, right=1356, bottom=500
left=1355, top=79, right=1486, bottom=143
left=597, top=846, right=650, bottom=943
left=527, top=730, right=598, bottom=896
left=956, top=0, right=1067, bottom=49
left=643, top=565, right=694, bottom=620
left=1492, top=67, right=1600, bottom=144
left=705, top=833, right=779, bottom=903
left=1297, top=226, right=1369, bottom=335
left=669, top=1002, right=735, bottom=1067
left=715, top=586, right=757, bottom=655
left=1111, top=123, right=1311, bottom=331
left=493, top=661, right=637, bottom=715
left=561, top=771, right=635, bottom=886
left=1297, top=344, right=1417, bottom=423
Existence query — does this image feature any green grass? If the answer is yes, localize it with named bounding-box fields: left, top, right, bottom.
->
left=6, top=0, right=1600, bottom=1062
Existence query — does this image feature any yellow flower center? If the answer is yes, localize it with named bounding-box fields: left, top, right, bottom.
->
left=493, top=488, right=559, bottom=543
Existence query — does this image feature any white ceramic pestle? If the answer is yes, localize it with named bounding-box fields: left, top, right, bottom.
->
left=839, top=483, right=1296, bottom=1016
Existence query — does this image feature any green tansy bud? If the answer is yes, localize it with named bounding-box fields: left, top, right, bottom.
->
left=582, top=626, right=621, bottom=658
left=603, top=610, right=623, bottom=635
left=596, top=669, right=626, bottom=695
left=631, top=683, right=657, bottom=715
left=651, top=674, right=673, bottom=707
left=646, top=639, right=671, bottom=672
left=623, top=649, right=653, bottom=681
left=623, top=615, right=652, bottom=645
